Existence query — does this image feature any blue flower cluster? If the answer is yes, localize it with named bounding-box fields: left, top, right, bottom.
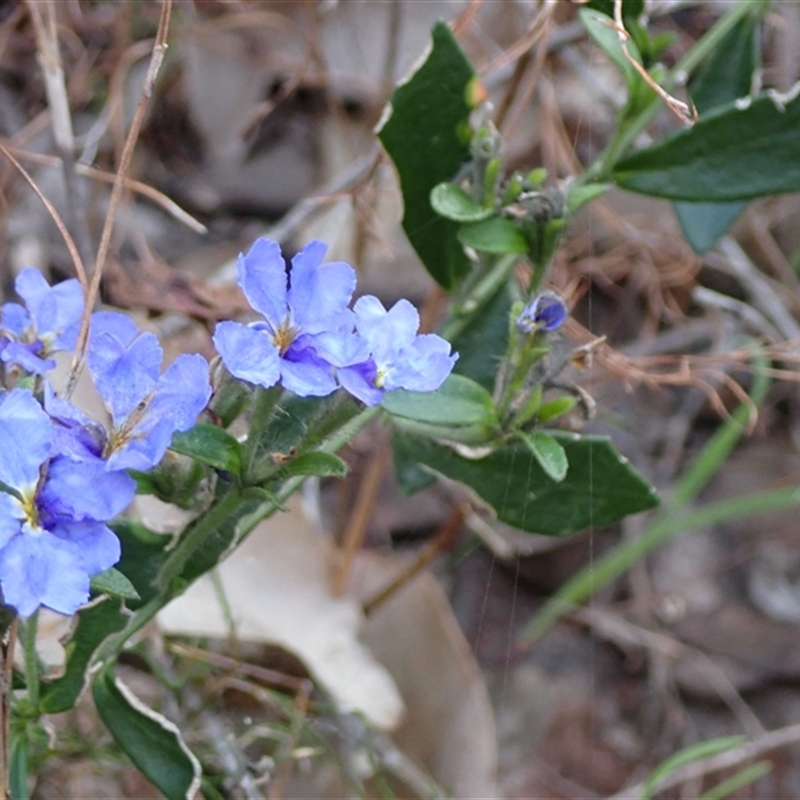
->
left=213, top=238, right=457, bottom=405
left=0, top=271, right=211, bottom=617
left=0, top=239, right=456, bottom=618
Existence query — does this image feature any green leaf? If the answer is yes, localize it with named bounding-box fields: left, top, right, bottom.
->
left=520, top=432, right=568, bottom=482
left=393, top=432, right=658, bottom=535
left=93, top=666, right=201, bottom=800
left=378, top=21, right=478, bottom=290
left=458, top=216, right=529, bottom=254
left=178, top=483, right=263, bottom=584
left=274, top=451, right=348, bottom=479
left=430, top=183, right=494, bottom=222
left=90, top=568, right=140, bottom=601
left=689, top=13, right=760, bottom=115
left=674, top=12, right=760, bottom=251
left=537, top=396, right=578, bottom=423
left=41, top=597, right=129, bottom=713
left=674, top=200, right=747, bottom=253
left=567, top=182, right=612, bottom=214
left=382, top=374, right=498, bottom=428
left=579, top=8, right=642, bottom=90
left=169, top=423, right=243, bottom=476
left=613, top=89, right=800, bottom=201
left=113, top=519, right=171, bottom=609
left=450, top=284, right=512, bottom=392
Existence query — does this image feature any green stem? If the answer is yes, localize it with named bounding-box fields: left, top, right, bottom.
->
left=586, top=0, right=761, bottom=181
left=440, top=253, right=518, bottom=342
left=243, top=386, right=283, bottom=481
left=156, top=487, right=246, bottom=593
left=522, top=482, right=800, bottom=643
left=235, top=405, right=383, bottom=542
left=21, top=613, right=39, bottom=713
left=94, top=404, right=383, bottom=666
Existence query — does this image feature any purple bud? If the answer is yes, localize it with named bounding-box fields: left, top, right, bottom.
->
left=517, top=292, right=568, bottom=334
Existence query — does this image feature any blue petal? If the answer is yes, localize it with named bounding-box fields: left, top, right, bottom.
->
left=279, top=343, right=338, bottom=397
left=38, top=457, right=135, bottom=522
left=354, top=296, right=419, bottom=360
left=16, top=268, right=84, bottom=339
left=49, top=519, right=121, bottom=575
left=337, top=362, right=383, bottom=406
left=90, top=311, right=141, bottom=347
left=288, top=242, right=356, bottom=332
left=213, top=320, right=281, bottom=389
left=44, top=383, right=106, bottom=461
left=385, top=334, right=457, bottom=392
left=237, top=238, right=287, bottom=328
left=0, top=341, right=55, bottom=374
left=147, top=353, right=211, bottom=433
left=0, top=389, right=51, bottom=491
left=0, top=532, right=89, bottom=617
left=89, top=329, right=162, bottom=423
left=1, top=303, right=30, bottom=336
left=0, top=494, right=22, bottom=550
left=106, top=416, right=174, bottom=472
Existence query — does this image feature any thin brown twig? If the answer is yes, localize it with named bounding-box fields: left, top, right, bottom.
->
left=332, top=440, right=391, bottom=597
left=611, top=0, right=696, bottom=125
left=0, top=143, right=87, bottom=287
left=363, top=503, right=466, bottom=616
left=66, top=0, right=173, bottom=399
left=0, top=618, right=16, bottom=800
left=0, top=143, right=207, bottom=233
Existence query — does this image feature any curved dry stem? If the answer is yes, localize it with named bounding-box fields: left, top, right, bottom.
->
left=66, top=0, right=173, bottom=400
left=0, top=143, right=87, bottom=287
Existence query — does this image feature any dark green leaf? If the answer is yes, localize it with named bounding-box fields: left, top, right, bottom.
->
left=450, top=284, right=511, bottom=392
left=613, top=90, right=800, bottom=201
left=674, top=200, right=747, bottom=253
left=394, top=432, right=658, bottom=535
left=93, top=666, right=201, bottom=800
left=170, top=423, right=243, bottom=476
left=377, top=21, right=478, bottom=290
left=458, top=216, right=529, bottom=254
left=674, top=13, right=760, bottom=251
left=521, top=432, right=568, bottom=482
left=113, top=519, right=171, bottom=609
left=41, top=597, right=128, bottom=713
left=382, top=374, right=498, bottom=427
left=430, top=183, right=493, bottom=222
left=91, top=568, right=140, bottom=601
left=689, top=13, right=760, bottom=115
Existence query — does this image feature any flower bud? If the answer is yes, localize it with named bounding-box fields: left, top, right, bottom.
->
left=517, top=292, right=568, bottom=334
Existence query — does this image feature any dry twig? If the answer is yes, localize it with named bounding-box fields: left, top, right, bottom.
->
left=66, top=0, right=173, bottom=398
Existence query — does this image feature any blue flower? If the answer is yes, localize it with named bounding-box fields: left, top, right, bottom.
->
left=0, top=268, right=84, bottom=375
left=0, top=389, right=133, bottom=617
left=213, top=238, right=357, bottom=397
left=337, top=296, right=458, bottom=406
left=517, top=292, right=568, bottom=334
left=80, top=312, right=212, bottom=471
